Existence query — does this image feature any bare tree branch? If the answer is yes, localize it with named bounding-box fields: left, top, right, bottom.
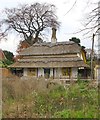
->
left=0, top=2, right=60, bottom=45
left=64, top=0, right=77, bottom=16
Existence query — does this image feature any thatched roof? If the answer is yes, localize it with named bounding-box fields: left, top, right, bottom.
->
left=9, top=61, right=88, bottom=68
left=19, top=41, right=81, bottom=56
left=9, top=41, right=89, bottom=68
left=18, top=56, right=82, bottom=62
left=9, top=55, right=89, bottom=68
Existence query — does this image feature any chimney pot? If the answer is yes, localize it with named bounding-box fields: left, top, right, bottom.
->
left=51, top=27, right=57, bottom=43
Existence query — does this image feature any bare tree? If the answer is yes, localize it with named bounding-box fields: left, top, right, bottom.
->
left=82, top=1, right=100, bottom=80
left=0, top=22, right=7, bottom=40
left=0, top=2, right=59, bottom=45
left=83, top=3, right=99, bottom=34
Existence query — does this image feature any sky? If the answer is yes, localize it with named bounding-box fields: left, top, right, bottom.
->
left=0, top=0, right=99, bottom=55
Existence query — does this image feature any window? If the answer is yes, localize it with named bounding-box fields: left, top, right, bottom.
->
left=44, top=68, right=50, bottom=78
left=62, top=68, right=71, bottom=76
left=28, top=68, right=37, bottom=76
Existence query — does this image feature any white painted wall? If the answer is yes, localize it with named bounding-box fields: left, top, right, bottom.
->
left=23, top=68, right=27, bottom=76
left=57, top=68, right=62, bottom=78
left=53, top=68, right=62, bottom=78
left=54, top=68, right=58, bottom=78
left=53, top=68, right=56, bottom=78
left=23, top=67, right=78, bottom=79
left=71, top=68, right=78, bottom=78
left=38, top=68, right=44, bottom=77
left=50, top=68, right=53, bottom=77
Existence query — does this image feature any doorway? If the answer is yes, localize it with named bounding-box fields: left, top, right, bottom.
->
left=44, top=68, right=50, bottom=78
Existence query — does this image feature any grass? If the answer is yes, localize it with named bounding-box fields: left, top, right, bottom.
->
left=2, top=77, right=99, bottom=118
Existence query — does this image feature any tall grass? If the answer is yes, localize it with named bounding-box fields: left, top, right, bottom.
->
left=2, top=78, right=99, bottom=118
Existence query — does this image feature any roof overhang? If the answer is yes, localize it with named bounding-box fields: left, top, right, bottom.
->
left=9, top=61, right=89, bottom=68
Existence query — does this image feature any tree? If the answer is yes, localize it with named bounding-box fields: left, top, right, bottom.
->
left=69, top=37, right=80, bottom=46
left=16, top=40, right=30, bottom=53
left=0, top=2, right=59, bottom=45
left=69, top=37, right=86, bottom=51
left=0, top=50, right=14, bottom=67
left=0, top=23, right=6, bottom=40
left=83, top=2, right=99, bottom=33
left=82, top=2, right=100, bottom=79
left=3, top=50, right=14, bottom=62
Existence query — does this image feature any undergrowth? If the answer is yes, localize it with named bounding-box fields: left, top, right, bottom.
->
left=2, top=78, right=99, bottom=118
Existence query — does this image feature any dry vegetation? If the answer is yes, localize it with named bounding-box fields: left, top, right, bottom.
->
left=2, top=77, right=58, bottom=118
left=2, top=76, right=99, bottom=118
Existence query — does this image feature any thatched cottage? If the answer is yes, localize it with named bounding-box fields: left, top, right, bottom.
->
left=10, top=28, right=88, bottom=80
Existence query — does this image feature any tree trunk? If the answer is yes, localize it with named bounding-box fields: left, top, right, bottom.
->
left=91, top=33, right=95, bottom=80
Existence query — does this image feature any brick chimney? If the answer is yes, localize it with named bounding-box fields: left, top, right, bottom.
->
left=51, top=27, right=57, bottom=43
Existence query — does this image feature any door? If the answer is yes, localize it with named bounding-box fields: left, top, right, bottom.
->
left=44, top=68, right=50, bottom=78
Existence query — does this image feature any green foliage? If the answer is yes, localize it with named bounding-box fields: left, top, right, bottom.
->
left=0, top=50, right=14, bottom=68
left=3, top=59, right=14, bottom=66
left=0, top=59, right=13, bottom=67
left=69, top=37, right=80, bottom=46
left=2, top=80, right=99, bottom=118
left=3, top=50, right=14, bottom=62
left=69, top=37, right=86, bottom=51
left=81, top=46, right=85, bottom=49
left=0, top=59, right=14, bottom=68
left=49, top=85, right=66, bottom=99
left=53, top=109, right=71, bottom=118
left=53, top=109, right=95, bottom=118
left=0, top=60, right=6, bottom=67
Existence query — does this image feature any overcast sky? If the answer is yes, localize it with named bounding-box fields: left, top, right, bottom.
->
left=0, top=0, right=98, bottom=55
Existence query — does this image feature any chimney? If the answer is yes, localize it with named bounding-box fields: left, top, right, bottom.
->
left=51, top=27, right=57, bottom=43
